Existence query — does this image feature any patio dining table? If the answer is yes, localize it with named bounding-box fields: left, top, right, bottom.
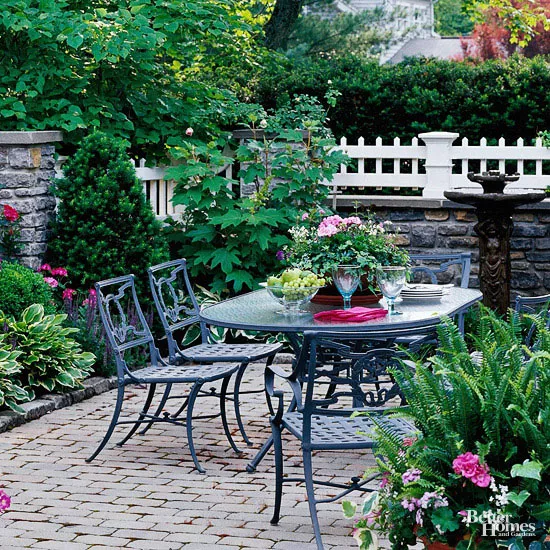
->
left=200, top=286, right=482, bottom=470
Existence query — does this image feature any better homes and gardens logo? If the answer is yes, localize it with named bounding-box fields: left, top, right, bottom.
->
left=465, top=510, right=538, bottom=538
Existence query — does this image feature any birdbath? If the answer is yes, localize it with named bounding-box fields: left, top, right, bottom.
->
left=445, top=171, right=546, bottom=315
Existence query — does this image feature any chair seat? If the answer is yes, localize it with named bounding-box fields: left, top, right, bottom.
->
left=126, top=362, right=239, bottom=384
left=181, top=342, right=283, bottom=362
left=282, top=410, right=415, bottom=450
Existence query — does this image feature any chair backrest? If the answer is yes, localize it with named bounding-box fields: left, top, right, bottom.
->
left=297, top=331, right=407, bottom=414
left=147, top=259, right=208, bottom=362
left=95, top=275, right=159, bottom=377
left=514, top=294, right=550, bottom=347
left=409, top=253, right=471, bottom=288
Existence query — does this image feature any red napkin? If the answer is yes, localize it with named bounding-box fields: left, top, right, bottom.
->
left=313, top=307, right=388, bottom=323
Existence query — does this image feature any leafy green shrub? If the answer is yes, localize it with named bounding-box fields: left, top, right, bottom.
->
left=0, top=0, right=267, bottom=157
left=5, top=304, right=95, bottom=394
left=0, top=261, right=54, bottom=318
left=166, top=96, right=348, bottom=295
left=346, top=308, right=550, bottom=549
left=0, top=339, right=29, bottom=413
left=47, top=132, right=169, bottom=296
left=255, top=55, right=550, bottom=144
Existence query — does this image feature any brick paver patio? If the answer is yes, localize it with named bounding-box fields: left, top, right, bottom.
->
left=0, top=362, right=381, bottom=549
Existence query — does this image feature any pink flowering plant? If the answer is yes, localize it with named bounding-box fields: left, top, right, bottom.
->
left=283, top=211, right=408, bottom=290
left=343, top=308, right=549, bottom=550
left=0, top=204, right=22, bottom=260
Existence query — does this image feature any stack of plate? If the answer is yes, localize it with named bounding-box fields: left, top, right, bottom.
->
left=401, top=284, right=446, bottom=302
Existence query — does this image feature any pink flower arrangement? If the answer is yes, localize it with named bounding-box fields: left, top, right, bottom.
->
left=452, top=452, right=492, bottom=488
left=3, top=204, right=19, bottom=222
left=0, top=489, right=10, bottom=512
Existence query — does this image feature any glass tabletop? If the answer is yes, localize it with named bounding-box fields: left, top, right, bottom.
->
left=200, top=287, right=482, bottom=336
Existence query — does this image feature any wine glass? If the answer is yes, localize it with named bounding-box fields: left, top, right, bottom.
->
left=376, top=266, right=406, bottom=316
left=332, top=265, right=362, bottom=310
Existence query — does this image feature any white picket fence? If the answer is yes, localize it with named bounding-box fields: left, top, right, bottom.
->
left=56, top=132, right=550, bottom=217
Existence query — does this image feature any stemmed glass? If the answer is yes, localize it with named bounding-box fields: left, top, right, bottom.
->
left=332, top=265, right=362, bottom=310
left=376, top=266, right=407, bottom=316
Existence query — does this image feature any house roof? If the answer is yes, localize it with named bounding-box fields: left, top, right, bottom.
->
left=388, top=37, right=467, bottom=63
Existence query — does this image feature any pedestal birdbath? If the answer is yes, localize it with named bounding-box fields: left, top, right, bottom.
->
left=445, top=171, right=546, bottom=315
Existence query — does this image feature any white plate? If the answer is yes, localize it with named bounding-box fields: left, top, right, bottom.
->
left=401, top=294, right=443, bottom=302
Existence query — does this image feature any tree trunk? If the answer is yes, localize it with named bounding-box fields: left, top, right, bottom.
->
left=264, top=0, right=305, bottom=50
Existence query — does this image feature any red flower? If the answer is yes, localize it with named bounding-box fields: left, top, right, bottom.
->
left=3, top=205, right=19, bottom=222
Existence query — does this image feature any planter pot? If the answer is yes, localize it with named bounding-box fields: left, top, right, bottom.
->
left=420, top=537, right=456, bottom=550
left=311, top=272, right=382, bottom=306
left=311, top=285, right=382, bottom=306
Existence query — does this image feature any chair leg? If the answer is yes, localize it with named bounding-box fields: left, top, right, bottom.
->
left=139, top=383, right=172, bottom=435
left=303, top=449, right=324, bottom=550
left=220, top=375, right=242, bottom=455
left=186, top=382, right=206, bottom=474
left=233, top=362, right=252, bottom=446
left=264, top=355, right=276, bottom=416
left=117, top=383, right=156, bottom=447
left=270, top=418, right=284, bottom=526
left=86, top=383, right=124, bottom=462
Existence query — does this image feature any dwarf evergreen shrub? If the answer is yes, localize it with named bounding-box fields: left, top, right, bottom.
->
left=47, top=133, right=168, bottom=295
left=0, top=261, right=55, bottom=318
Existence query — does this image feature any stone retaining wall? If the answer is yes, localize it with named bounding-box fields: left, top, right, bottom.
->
left=0, top=131, right=62, bottom=269
left=350, top=197, right=550, bottom=299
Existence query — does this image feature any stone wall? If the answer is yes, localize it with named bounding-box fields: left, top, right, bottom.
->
left=0, top=132, right=62, bottom=269
left=347, top=197, right=550, bottom=299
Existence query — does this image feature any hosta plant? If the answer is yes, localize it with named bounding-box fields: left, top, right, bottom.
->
left=5, top=304, right=95, bottom=394
left=344, top=307, right=549, bottom=550
left=0, top=336, right=29, bottom=413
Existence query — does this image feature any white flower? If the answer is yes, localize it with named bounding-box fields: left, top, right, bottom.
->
left=185, top=127, right=193, bottom=136
left=259, top=119, right=268, bottom=129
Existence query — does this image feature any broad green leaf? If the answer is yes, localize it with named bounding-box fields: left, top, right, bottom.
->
left=507, top=490, right=530, bottom=507
left=361, top=492, right=379, bottom=515
left=431, top=507, right=460, bottom=533
left=511, top=460, right=542, bottom=481
left=342, top=500, right=356, bottom=519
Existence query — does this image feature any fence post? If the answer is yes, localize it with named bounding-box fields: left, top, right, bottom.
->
left=418, top=131, right=459, bottom=198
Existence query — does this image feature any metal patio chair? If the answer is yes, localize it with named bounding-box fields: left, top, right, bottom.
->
left=409, top=252, right=472, bottom=289
left=266, top=331, right=415, bottom=550
left=146, top=259, right=283, bottom=446
left=402, top=253, right=472, bottom=347
left=87, top=274, right=241, bottom=473
left=514, top=293, right=550, bottom=347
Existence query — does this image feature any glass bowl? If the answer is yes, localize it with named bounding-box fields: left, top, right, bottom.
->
left=261, top=283, right=323, bottom=314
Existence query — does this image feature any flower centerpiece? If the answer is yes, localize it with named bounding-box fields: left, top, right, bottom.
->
left=343, top=309, right=550, bottom=550
left=281, top=211, right=408, bottom=303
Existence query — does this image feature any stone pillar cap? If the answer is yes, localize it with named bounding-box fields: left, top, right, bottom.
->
left=0, top=131, right=63, bottom=145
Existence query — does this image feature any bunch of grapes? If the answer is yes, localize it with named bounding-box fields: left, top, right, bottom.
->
left=282, top=272, right=326, bottom=301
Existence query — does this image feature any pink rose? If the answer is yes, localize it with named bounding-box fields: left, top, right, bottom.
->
left=453, top=452, right=492, bottom=488
left=452, top=452, right=480, bottom=479
left=51, top=267, right=68, bottom=277
left=39, top=264, right=51, bottom=272
left=185, top=127, right=194, bottom=136
left=43, top=277, right=58, bottom=288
